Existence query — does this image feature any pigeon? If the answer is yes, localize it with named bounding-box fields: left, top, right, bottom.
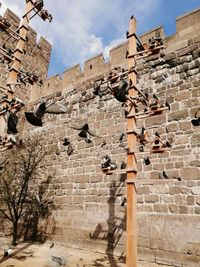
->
left=67, top=143, right=74, bottom=156
left=143, top=157, right=151, bottom=165
left=101, top=155, right=111, bottom=169
left=3, top=248, right=12, bottom=257
left=137, top=127, right=149, bottom=145
left=191, top=118, right=200, bottom=126
left=119, top=133, right=125, bottom=142
left=165, top=141, right=172, bottom=148
left=139, top=145, right=144, bottom=152
left=72, top=123, right=95, bottom=143
left=7, top=111, right=18, bottom=134
left=172, top=176, right=182, bottom=181
left=50, top=242, right=54, bottom=249
left=93, top=79, right=103, bottom=97
left=191, top=108, right=200, bottom=126
left=120, top=161, right=127, bottom=169
left=165, top=101, right=170, bottom=110
left=121, top=197, right=127, bottom=207
left=101, top=140, right=106, bottom=147
left=112, top=79, right=129, bottom=103
left=159, top=171, right=169, bottom=179
left=155, top=131, right=160, bottom=138
left=101, top=155, right=117, bottom=170
left=25, top=99, right=67, bottom=126
left=63, top=138, right=70, bottom=146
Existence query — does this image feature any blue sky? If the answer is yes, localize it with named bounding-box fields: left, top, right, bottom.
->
left=1, top=0, right=200, bottom=77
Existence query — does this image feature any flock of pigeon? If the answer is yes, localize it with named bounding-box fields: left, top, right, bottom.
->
left=0, top=66, right=199, bottom=179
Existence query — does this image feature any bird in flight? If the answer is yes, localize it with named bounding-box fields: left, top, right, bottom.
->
left=25, top=99, right=68, bottom=126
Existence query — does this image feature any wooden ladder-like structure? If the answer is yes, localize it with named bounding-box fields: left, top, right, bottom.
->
left=0, top=0, right=52, bottom=150
left=103, top=17, right=172, bottom=267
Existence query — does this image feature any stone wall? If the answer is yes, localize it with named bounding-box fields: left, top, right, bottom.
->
left=1, top=5, right=200, bottom=267
left=0, top=8, right=52, bottom=101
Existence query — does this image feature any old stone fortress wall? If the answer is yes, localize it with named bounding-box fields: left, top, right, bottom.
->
left=1, top=6, right=200, bottom=266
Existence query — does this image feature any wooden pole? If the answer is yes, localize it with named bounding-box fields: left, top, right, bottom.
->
left=6, top=1, right=34, bottom=100
left=126, top=16, right=137, bottom=267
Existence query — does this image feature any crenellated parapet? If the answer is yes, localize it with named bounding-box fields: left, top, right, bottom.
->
left=0, top=8, right=52, bottom=83
left=29, top=7, right=200, bottom=102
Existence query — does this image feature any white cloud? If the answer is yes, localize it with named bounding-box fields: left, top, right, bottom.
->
left=0, top=0, right=161, bottom=75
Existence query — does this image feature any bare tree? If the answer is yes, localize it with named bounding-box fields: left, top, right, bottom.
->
left=0, top=138, right=52, bottom=245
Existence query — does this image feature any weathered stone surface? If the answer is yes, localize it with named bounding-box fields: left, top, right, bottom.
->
left=180, top=168, right=199, bottom=180
left=0, top=6, right=200, bottom=267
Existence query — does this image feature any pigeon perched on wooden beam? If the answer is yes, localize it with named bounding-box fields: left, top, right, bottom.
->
left=93, top=79, right=103, bottom=97
left=25, top=99, right=68, bottom=126
left=136, top=127, right=149, bottom=146
left=101, top=155, right=117, bottom=170
left=101, top=155, right=111, bottom=169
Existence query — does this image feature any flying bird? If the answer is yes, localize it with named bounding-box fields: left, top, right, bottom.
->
left=72, top=123, right=95, bottom=143
left=25, top=99, right=68, bottom=126
left=111, top=79, right=129, bottom=103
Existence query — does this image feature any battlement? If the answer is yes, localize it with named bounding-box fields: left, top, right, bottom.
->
left=1, top=8, right=52, bottom=55
left=29, top=6, right=200, bottom=101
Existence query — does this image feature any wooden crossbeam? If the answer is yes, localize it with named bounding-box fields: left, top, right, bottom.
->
left=127, top=178, right=176, bottom=185
left=103, top=168, right=138, bottom=175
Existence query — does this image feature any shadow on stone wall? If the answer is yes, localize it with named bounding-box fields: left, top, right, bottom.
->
left=90, top=177, right=126, bottom=266
left=21, top=177, right=56, bottom=243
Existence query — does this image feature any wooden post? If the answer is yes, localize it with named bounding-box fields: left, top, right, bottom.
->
left=6, top=1, right=34, bottom=100
left=126, top=16, right=137, bottom=267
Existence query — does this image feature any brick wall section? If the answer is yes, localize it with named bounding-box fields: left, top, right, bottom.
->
left=0, top=8, right=51, bottom=101
left=1, top=6, right=200, bottom=267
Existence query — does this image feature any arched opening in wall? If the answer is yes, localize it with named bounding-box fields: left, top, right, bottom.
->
left=90, top=64, right=93, bottom=70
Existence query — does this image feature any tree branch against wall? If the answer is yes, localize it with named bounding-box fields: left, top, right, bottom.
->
left=0, top=138, right=53, bottom=245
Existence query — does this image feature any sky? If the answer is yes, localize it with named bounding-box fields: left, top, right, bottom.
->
left=0, top=0, right=200, bottom=77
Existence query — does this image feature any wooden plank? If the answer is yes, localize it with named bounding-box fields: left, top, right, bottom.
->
left=104, top=168, right=138, bottom=175
left=126, top=106, right=169, bottom=118
left=127, top=179, right=176, bottom=184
